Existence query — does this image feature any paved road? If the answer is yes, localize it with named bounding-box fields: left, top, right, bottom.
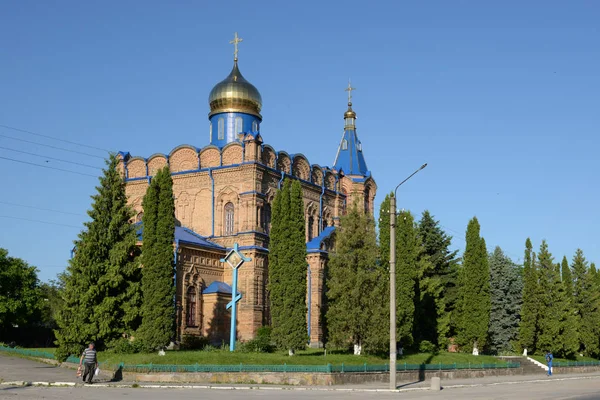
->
left=2, top=353, right=600, bottom=399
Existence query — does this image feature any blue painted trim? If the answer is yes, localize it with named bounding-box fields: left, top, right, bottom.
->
left=239, top=190, right=266, bottom=197
left=307, top=249, right=329, bottom=254
left=231, top=245, right=269, bottom=252
left=209, top=169, right=215, bottom=237
left=278, top=171, right=284, bottom=189
left=211, top=230, right=269, bottom=239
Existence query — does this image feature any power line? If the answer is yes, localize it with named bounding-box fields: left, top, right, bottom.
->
left=0, top=200, right=87, bottom=217
left=0, top=133, right=106, bottom=159
left=0, top=155, right=98, bottom=177
left=0, top=123, right=111, bottom=153
left=0, top=145, right=103, bottom=170
left=0, top=215, right=82, bottom=229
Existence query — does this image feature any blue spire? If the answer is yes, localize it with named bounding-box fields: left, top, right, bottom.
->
left=333, top=99, right=369, bottom=177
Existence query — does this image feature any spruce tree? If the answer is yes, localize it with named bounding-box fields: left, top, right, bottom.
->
left=326, top=201, right=385, bottom=354
left=518, top=238, right=540, bottom=353
left=488, top=247, right=522, bottom=354
left=138, top=166, right=175, bottom=351
left=455, top=217, right=490, bottom=352
left=561, top=256, right=573, bottom=298
left=417, top=210, right=459, bottom=347
left=572, top=249, right=600, bottom=357
left=55, top=154, right=141, bottom=361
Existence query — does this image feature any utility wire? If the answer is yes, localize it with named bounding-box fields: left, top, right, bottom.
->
left=0, top=215, right=81, bottom=229
left=0, top=123, right=111, bottom=153
left=0, top=200, right=87, bottom=217
left=0, top=145, right=103, bottom=170
left=0, top=134, right=106, bottom=159
left=0, top=155, right=98, bottom=177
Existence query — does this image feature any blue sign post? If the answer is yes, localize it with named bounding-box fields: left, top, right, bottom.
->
left=221, top=243, right=251, bottom=352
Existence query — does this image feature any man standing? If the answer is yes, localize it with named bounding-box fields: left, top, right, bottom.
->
left=546, top=350, right=553, bottom=376
left=79, top=343, right=98, bottom=384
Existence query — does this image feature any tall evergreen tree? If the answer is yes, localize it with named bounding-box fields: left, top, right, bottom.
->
left=326, top=201, right=385, bottom=354
left=138, top=166, right=175, bottom=351
left=561, top=256, right=573, bottom=298
left=455, top=217, right=490, bottom=352
left=395, top=210, right=420, bottom=350
left=572, top=249, right=600, bottom=357
left=488, top=247, right=523, bottom=354
left=55, top=155, right=141, bottom=361
left=518, top=238, right=540, bottom=353
left=536, top=241, right=577, bottom=358
left=378, top=194, right=391, bottom=269
left=417, top=210, right=459, bottom=347
left=268, top=180, right=307, bottom=353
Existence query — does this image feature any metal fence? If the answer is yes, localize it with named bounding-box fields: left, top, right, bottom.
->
left=554, top=360, right=600, bottom=367
left=0, top=346, right=522, bottom=373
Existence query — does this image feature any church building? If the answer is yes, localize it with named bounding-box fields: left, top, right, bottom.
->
left=117, top=34, right=376, bottom=347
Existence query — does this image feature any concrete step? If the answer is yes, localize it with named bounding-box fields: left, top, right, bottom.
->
left=498, top=356, right=546, bottom=375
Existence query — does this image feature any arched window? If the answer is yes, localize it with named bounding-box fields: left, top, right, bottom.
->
left=235, top=117, right=243, bottom=134
left=224, top=202, right=235, bottom=235
left=136, top=212, right=144, bottom=223
left=262, top=203, right=271, bottom=234
left=218, top=118, right=225, bottom=140
left=364, top=187, right=370, bottom=214
left=186, top=286, right=197, bottom=327
left=209, top=122, right=213, bottom=142
left=252, top=120, right=259, bottom=132
left=307, top=216, right=314, bottom=242
left=341, top=139, right=348, bottom=150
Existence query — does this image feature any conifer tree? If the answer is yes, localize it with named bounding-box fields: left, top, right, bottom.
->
left=417, top=210, right=459, bottom=347
left=518, top=238, right=540, bottom=353
left=138, top=166, right=175, bottom=351
left=536, top=241, right=577, bottom=357
left=561, top=256, right=573, bottom=298
left=55, top=155, right=141, bottom=361
left=455, top=217, right=490, bottom=352
left=326, top=201, right=385, bottom=354
left=488, top=247, right=522, bottom=354
left=572, top=249, right=600, bottom=357
left=378, top=194, right=391, bottom=269
left=395, top=211, right=420, bottom=349
left=268, top=180, right=307, bottom=354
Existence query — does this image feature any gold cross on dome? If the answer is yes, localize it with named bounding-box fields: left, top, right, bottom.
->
left=345, top=79, right=356, bottom=103
left=230, top=32, right=243, bottom=61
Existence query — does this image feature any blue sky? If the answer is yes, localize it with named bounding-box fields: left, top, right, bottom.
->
left=1, top=1, right=598, bottom=282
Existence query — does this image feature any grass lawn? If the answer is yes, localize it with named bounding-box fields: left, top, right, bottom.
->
left=19, top=347, right=507, bottom=367
left=530, top=354, right=599, bottom=364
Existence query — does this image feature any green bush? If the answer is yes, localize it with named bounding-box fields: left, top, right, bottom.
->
left=180, top=335, right=209, bottom=351
left=238, top=326, right=274, bottom=353
left=419, top=340, right=438, bottom=354
left=108, top=338, right=144, bottom=354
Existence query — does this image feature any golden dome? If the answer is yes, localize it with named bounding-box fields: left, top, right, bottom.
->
left=344, top=102, right=356, bottom=119
left=208, top=61, right=262, bottom=119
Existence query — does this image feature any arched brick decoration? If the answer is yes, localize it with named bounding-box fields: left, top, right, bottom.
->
left=262, top=146, right=276, bottom=168
left=292, top=155, right=310, bottom=181
left=311, top=166, right=323, bottom=186
left=222, top=143, right=243, bottom=166
left=148, top=155, right=168, bottom=176
left=325, top=172, right=336, bottom=191
left=127, top=158, right=146, bottom=178
left=276, top=152, right=291, bottom=174
left=170, top=146, right=198, bottom=173
left=200, top=147, right=220, bottom=168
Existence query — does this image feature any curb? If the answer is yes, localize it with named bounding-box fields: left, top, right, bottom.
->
left=1, top=374, right=599, bottom=393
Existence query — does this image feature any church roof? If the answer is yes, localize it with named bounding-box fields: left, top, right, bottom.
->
left=135, top=223, right=225, bottom=250
left=202, top=281, right=239, bottom=295
left=333, top=101, right=370, bottom=177
left=306, top=226, right=336, bottom=253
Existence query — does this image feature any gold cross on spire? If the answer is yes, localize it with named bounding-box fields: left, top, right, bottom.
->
left=345, top=79, right=356, bottom=103
left=230, top=32, right=243, bottom=62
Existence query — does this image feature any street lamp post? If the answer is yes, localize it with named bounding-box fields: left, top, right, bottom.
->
left=389, top=163, right=427, bottom=390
